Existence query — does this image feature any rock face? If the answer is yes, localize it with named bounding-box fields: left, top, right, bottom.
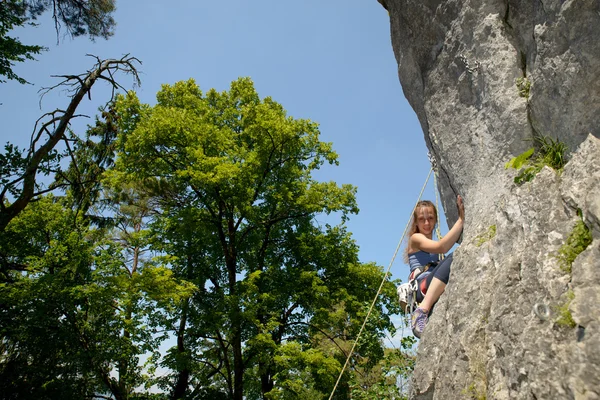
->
left=410, top=136, right=600, bottom=399
left=378, top=0, right=600, bottom=398
left=379, top=0, right=600, bottom=223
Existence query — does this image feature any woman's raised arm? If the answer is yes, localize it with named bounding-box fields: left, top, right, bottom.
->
left=411, top=195, right=464, bottom=254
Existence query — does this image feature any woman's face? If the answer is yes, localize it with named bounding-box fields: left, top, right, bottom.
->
left=416, top=206, right=436, bottom=237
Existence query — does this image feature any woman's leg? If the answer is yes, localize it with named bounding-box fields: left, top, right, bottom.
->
left=419, top=277, right=446, bottom=312
left=411, top=254, right=453, bottom=338
left=421, top=253, right=452, bottom=311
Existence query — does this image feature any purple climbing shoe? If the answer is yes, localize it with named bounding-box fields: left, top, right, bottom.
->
left=411, top=307, right=429, bottom=338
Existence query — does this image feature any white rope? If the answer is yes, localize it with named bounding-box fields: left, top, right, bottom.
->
left=328, top=167, right=434, bottom=400
left=433, top=171, right=444, bottom=260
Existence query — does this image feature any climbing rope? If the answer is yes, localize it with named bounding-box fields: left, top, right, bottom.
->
left=433, top=170, right=445, bottom=260
left=328, top=167, right=434, bottom=400
left=429, top=151, right=444, bottom=256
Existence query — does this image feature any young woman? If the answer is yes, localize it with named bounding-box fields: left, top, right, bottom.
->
left=406, top=195, right=465, bottom=338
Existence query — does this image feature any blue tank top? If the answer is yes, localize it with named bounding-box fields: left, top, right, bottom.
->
left=408, top=251, right=439, bottom=272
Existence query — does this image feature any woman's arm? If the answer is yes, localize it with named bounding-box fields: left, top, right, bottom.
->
left=411, top=195, right=465, bottom=254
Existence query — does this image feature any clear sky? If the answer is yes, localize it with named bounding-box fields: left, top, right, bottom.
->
left=1, top=0, right=447, bottom=287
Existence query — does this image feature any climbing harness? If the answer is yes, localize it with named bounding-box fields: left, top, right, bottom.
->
left=398, top=260, right=439, bottom=314
left=397, top=279, right=417, bottom=314
left=329, top=165, right=440, bottom=400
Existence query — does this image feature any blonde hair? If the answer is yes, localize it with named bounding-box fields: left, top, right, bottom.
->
left=402, top=200, right=438, bottom=264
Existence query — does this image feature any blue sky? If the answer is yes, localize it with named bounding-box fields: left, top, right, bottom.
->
left=1, top=0, right=446, bottom=285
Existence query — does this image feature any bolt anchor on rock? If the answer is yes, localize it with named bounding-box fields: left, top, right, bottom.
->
left=533, top=303, right=550, bottom=321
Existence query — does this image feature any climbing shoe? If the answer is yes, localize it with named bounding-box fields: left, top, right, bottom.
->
left=411, top=307, right=429, bottom=338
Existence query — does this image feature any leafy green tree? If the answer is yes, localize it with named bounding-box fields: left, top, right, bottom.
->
left=0, top=195, right=107, bottom=399
left=0, top=190, right=194, bottom=399
left=348, top=337, right=416, bottom=400
left=110, top=78, right=400, bottom=399
left=0, top=75, right=410, bottom=398
left=94, top=181, right=196, bottom=399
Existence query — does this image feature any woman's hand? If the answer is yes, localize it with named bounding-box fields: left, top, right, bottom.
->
left=457, top=195, right=465, bottom=220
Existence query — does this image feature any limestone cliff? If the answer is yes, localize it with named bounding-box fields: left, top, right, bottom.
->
left=378, top=0, right=600, bottom=398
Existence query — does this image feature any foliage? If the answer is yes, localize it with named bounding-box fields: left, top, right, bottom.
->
left=0, top=196, right=99, bottom=399
left=535, top=135, right=569, bottom=171
left=504, top=148, right=534, bottom=171
left=0, top=0, right=45, bottom=84
left=557, top=217, right=592, bottom=274
left=0, top=0, right=116, bottom=84
left=515, top=77, right=531, bottom=99
left=554, top=290, right=576, bottom=329
left=58, top=103, right=121, bottom=214
left=0, top=55, right=140, bottom=232
left=109, top=78, right=403, bottom=399
left=264, top=342, right=337, bottom=400
left=505, top=135, right=569, bottom=184
left=25, top=0, right=117, bottom=40
left=462, top=349, right=488, bottom=400
left=0, top=193, right=194, bottom=399
left=474, top=225, right=496, bottom=247
left=463, top=382, right=487, bottom=400
left=348, top=348, right=413, bottom=400
left=0, top=77, right=411, bottom=399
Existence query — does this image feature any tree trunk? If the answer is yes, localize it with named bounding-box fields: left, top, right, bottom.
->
left=233, top=329, right=244, bottom=400
left=260, top=363, right=274, bottom=397
left=229, top=261, right=244, bottom=400
left=171, top=300, right=190, bottom=400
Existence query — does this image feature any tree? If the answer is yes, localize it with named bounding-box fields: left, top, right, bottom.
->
left=25, top=0, right=116, bottom=40
left=89, top=181, right=196, bottom=399
left=0, top=55, right=140, bottom=231
left=0, top=0, right=45, bottom=84
left=0, top=76, right=407, bottom=398
left=0, top=195, right=107, bottom=399
left=110, top=78, right=400, bottom=399
left=0, top=190, right=194, bottom=399
left=348, top=336, right=416, bottom=400
left=0, top=0, right=116, bottom=84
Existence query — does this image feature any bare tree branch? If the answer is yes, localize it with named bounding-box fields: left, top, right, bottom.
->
left=0, top=54, right=141, bottom=231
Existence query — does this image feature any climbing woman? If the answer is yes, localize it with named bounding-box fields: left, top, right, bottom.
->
left=406, top=195, right=465, bottom=338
